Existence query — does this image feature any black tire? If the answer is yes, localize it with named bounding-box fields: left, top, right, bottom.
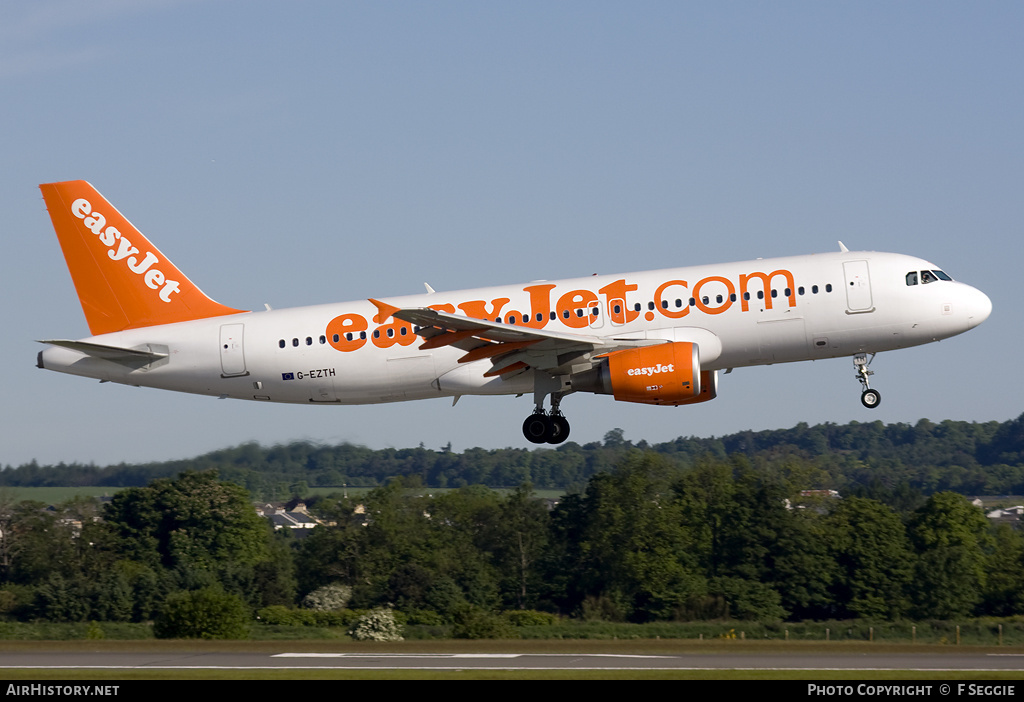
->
left=861, top=389, right=881, bottom=409
left=547, top=416, right=571, bottom=444
left=523, top=414, right=551, bottom=444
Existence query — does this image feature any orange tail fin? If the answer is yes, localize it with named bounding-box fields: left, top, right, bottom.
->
left=40, top=180, right=246, bottom=335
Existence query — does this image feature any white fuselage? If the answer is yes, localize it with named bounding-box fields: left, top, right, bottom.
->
left=38, top=250, right=991, bottom=406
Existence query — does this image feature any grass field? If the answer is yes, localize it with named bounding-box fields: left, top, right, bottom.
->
left=0, top=486, right=124, bottom=504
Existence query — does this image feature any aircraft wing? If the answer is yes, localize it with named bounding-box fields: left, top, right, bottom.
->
left=369, top=299, right=662, bottom=378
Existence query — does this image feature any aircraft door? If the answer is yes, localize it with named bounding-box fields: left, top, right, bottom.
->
left=843, top=260, right=874, bottom=312
left=219, top=323, right=247, bottom=377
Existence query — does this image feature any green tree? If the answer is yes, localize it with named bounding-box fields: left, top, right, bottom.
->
left=354, top=479, right=436, bottom=608
left=674, top=457, right=833, bottom=621
left=826, top=497, right=913, bottom=619
left=981, top=524, right=1024, bottom=616
left=4, top=501, right=81, bottom=586
left=153, top=586, right=249, bottom=639
left=558, top=453, right=705, bottom=621
left=493, top=484, right=549, bottom=610
left=88, top=569, right=133, bottom=622
left=34, top=573, right=89, bottom=622
left=293, top=493, right=367, bottom=599
left=253, top=532, right=298, bottom=608
left=907, top=492, right=993, bottom=618
left=101, top=471, right=270, bottom=571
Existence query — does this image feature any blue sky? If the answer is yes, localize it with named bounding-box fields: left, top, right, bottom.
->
left=2, top=1, right=1021, bottom=467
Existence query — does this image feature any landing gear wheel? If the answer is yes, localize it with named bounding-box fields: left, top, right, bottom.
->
left=548, top=415, right=570, bottom=445
left=523, top=413, right=551, bottom=444
left=853, top=354, right=880, bottom=409
left=860, top=388, right=881, bottom=409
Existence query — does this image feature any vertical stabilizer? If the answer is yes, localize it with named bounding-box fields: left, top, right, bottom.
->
left=40, top=180, right=246, bottom=335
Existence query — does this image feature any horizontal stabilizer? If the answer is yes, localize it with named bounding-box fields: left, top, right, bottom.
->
left=38, top=339, right=168, bottom=367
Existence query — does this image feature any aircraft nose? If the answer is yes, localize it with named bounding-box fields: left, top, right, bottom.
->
left=965, top=285, right=992, bottom=328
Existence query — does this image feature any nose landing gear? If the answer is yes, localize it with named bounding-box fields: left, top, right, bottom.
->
left=853, top=353, right=881, bottom=408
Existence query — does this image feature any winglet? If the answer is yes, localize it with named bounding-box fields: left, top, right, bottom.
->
left=39, top=180, right=246, bottom=335
left=368, top=298, right=401, bottom=323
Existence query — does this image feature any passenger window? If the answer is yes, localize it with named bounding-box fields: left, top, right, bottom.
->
left=278, top=339, right=285, bottom=349
left=825, top=284, right=832, bottom=292
left=906, top=272, right=918, bottom=286
left=812, top=285, right=819, bottom=294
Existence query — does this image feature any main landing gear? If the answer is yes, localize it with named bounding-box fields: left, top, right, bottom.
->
left=853, top=353, right=881, bottom=409
left=523, top=393, right=571, bottom=445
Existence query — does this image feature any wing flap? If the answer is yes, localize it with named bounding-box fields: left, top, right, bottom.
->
left=392, top=307, right=603, bottom=347
left=372, top=299, right=703, bottom=381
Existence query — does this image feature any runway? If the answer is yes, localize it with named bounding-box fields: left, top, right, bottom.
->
left=1, top=649, right=1023, bottom=672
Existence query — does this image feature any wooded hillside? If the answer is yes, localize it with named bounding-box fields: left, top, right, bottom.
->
left=3, top=414, right=1023, bottom=500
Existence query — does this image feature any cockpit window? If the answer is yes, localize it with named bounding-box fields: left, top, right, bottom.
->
left=921, top=270, right=938, bottom=284
left=906, top=271, right=918, bottom=286
left=932, top=270, right=952, bottom=281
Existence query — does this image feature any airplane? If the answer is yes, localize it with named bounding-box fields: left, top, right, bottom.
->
left=36, top=180, right=992, bottom=445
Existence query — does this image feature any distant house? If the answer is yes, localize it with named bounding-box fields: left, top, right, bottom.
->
left=986, top=505, right=1024, bottom=523
left=799, top=489, right=841, bottom=499
left=785, top=489, right=841, bottom=512
left=256, top=502, right=321, bottom=531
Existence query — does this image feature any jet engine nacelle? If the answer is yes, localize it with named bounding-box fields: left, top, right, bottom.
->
left=570, top=341, right=717, bottom=406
